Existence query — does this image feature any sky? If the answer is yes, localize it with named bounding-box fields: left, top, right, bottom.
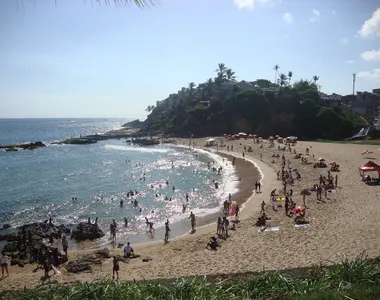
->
left=0, top=0, right=379, bottom=119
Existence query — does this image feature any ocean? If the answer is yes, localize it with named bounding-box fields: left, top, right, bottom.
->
left=0, top=119, right=238, bottom=247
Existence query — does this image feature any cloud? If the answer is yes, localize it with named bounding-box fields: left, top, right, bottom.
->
left=358, top=8, right=380, bottom=38
left=345, top=60, right=355, bottom=64
left=309, top=9, right=320, bottom=23
left=332, top=10, right=337, bottom=16
left=282, top=12, right=293, bottom=23
left=361, top=48, right=380, bottom=61
left=233, top=0, right=270, bottom=10
left=357, top=68, right=380, bottom=81
left=339, top=38, right=349, bottom=45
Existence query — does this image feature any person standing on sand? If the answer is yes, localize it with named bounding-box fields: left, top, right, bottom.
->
left=62, top=236, right=68, bottom=257
left=223, top=217, right=229, bottom=238
left=112, top=256, right=119, bottom=280
left=189, top=212, right=196, bottom=232
left=1, top=251, right=10, bottom=278
left=164, top=219, right=171, bottom=243
left=258, top=181, right=261, bottom=193
left=335, top=175, right=338, bottom=187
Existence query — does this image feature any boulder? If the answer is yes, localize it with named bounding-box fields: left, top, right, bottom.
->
left=94, top=248, right=111, bottom=259
left=67, top=261, right=92, bottom=273
left=71, top=222, right=105, bottom=241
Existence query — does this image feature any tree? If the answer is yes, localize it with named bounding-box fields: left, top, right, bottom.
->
left=278, top=73, right=288, bottom=88
left=313, top=75, right=319, bottom=86
left=226, top=68, right=236, bottom=81
left=188, top=82, right=196, bottom=100
left=273, top=65, right=280, bottom=92
left=205, top=78, right=214, bottom=97
left=145, top=105, right=154, bottom=113
left=288, top=71, right=293, bottom=86
left=215, top=63, right=227, bottom=84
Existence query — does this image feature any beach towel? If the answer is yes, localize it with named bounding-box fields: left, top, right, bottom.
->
left=295, top=224, right=309, bottom=228
left=258, top=226, right=280, bottom=233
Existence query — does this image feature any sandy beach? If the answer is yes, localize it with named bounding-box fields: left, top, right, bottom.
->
left=2, top=138, right=380, bottom=290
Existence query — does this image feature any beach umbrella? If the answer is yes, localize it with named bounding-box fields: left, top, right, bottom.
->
left=292, top=206, right=306, bottom=214
left=276, top=197, right=285, bottom=201
left=318, top=158, right=326, bottom=162
left=328, top=161, right=337, bottom=165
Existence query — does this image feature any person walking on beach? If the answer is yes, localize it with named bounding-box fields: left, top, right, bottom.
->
left=189, top=212, right=196, bottom=232
left=1, top=251, right=10, bottom=278
left=257, top=181, right=261, bottom=193
left=260, top=201, right=266, bottom=214
left=235, top=204, right=240, bottom=220
left=164, top=219, right=171, bottom=243
left=112, top=256, right=119, bottom=280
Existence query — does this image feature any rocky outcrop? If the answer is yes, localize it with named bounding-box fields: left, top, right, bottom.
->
left=0, top=141, right=46, bottom=151
left=66, top=248, right=112, bottom=273
left=0, top=221, right=71, bottom=267
left=71, top=222, right=105, bottom=241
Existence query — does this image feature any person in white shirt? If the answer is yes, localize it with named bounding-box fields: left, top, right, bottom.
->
left=123, top=242, right=134, bottom=258
left=1, top=251, right=10, bottom=277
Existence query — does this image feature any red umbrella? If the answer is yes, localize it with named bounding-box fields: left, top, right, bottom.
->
left=318, top=158, right=326, bottom=162
left=292, top=206, right=306, bottom=214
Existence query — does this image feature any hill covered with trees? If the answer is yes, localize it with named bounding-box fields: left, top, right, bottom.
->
left=139, top=64, right=366, bottom=140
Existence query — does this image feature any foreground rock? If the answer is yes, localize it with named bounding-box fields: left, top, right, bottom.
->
left=0, top=141, right=46, bottom=151
left=66, top=248, right=112, bottom=273
left=0, top=221, right=70, bottom=267
left=71, top=222, right=105, bottom=241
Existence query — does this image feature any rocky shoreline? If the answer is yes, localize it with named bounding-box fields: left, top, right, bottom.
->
left=0, top=141, right=46, bottom=152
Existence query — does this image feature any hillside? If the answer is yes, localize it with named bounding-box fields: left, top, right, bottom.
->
left=139, top=70, right=366, bottom=140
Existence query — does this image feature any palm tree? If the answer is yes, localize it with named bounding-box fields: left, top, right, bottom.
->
left=145, top=105, right=154, bottom=113
left=226, top=69, right=236, bottom=81
left=188, top=82, right=196, bottom=100
left=288, top=71, right=293, bottom=86
left=278, top=73, right=288, bottom=88
left=273, top=65, right=280, bottom=92
left=215, top=63, right=227, bottom=83
left=312, top=75, right=319, bottom=85
left=205, top=78, right=214, bottom=96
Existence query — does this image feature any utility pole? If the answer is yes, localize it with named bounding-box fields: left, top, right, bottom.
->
left=352, top=73, right=357, bottom=96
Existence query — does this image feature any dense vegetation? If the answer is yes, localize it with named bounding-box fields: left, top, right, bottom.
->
left=2, top=252, right=380, bottom=299
left=140, top=64, right=366, bottom=140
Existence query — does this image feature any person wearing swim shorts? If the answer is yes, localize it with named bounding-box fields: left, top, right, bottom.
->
left=1, top=251, right=10, bottom=277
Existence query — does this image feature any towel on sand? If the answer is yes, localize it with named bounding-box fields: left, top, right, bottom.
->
left=258, top=226, right=280, bottom=233
left=295, top=223, right=309, bottom=228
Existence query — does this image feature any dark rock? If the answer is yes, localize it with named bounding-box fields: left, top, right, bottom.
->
left=66, top=248, right=111, bottom=273
left=94, top=248, right=111, bottom=258
left=2, top=224, right=11, bottom=229
left=142, top=256, right=152, bottom=262
left=66, top=261, right=92, bottom=273
left=0, top=233, right=19, bottom=241
left=71, top=222, right=105, bottom=241
left=0, top=141, right=46, bottom=151
left=18, top=262, right=24, bottom=268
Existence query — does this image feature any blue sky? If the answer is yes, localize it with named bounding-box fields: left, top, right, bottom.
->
left=0, top=0, right=379, bottom=118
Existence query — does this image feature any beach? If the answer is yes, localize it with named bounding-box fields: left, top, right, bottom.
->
left=2, top=138, right=380, bottom=290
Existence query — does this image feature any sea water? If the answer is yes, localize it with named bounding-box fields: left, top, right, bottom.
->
left=0, top=119, right=238, bottom=246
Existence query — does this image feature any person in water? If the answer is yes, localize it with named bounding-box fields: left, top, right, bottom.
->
left=124, top=217, right=128, bottom=228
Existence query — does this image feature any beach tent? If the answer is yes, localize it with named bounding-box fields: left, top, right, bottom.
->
left=359, top=161, right=380, bottom=176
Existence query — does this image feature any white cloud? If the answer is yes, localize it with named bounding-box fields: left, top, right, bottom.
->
left=361, top=48, right=380, bottom=61
left=282, top=12, right=293, bottom=23
left=357, top=68, right=380, bottom=81
left=332, top=10, right=337, bottom=16
left=345, top=60, right=355, bottom=64
left=309, top=9, right=320, bottom=23
left=339, top=38, right=349, bottom=45
left=233, top=0, right=270, bottom=10
left=358, top=8, right=380, bottom=38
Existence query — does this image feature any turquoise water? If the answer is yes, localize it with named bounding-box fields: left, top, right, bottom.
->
left=0, top=119, right=238, bottom=245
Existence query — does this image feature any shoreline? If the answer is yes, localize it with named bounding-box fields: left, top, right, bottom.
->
left=65, top=143, right=263, bottom=252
